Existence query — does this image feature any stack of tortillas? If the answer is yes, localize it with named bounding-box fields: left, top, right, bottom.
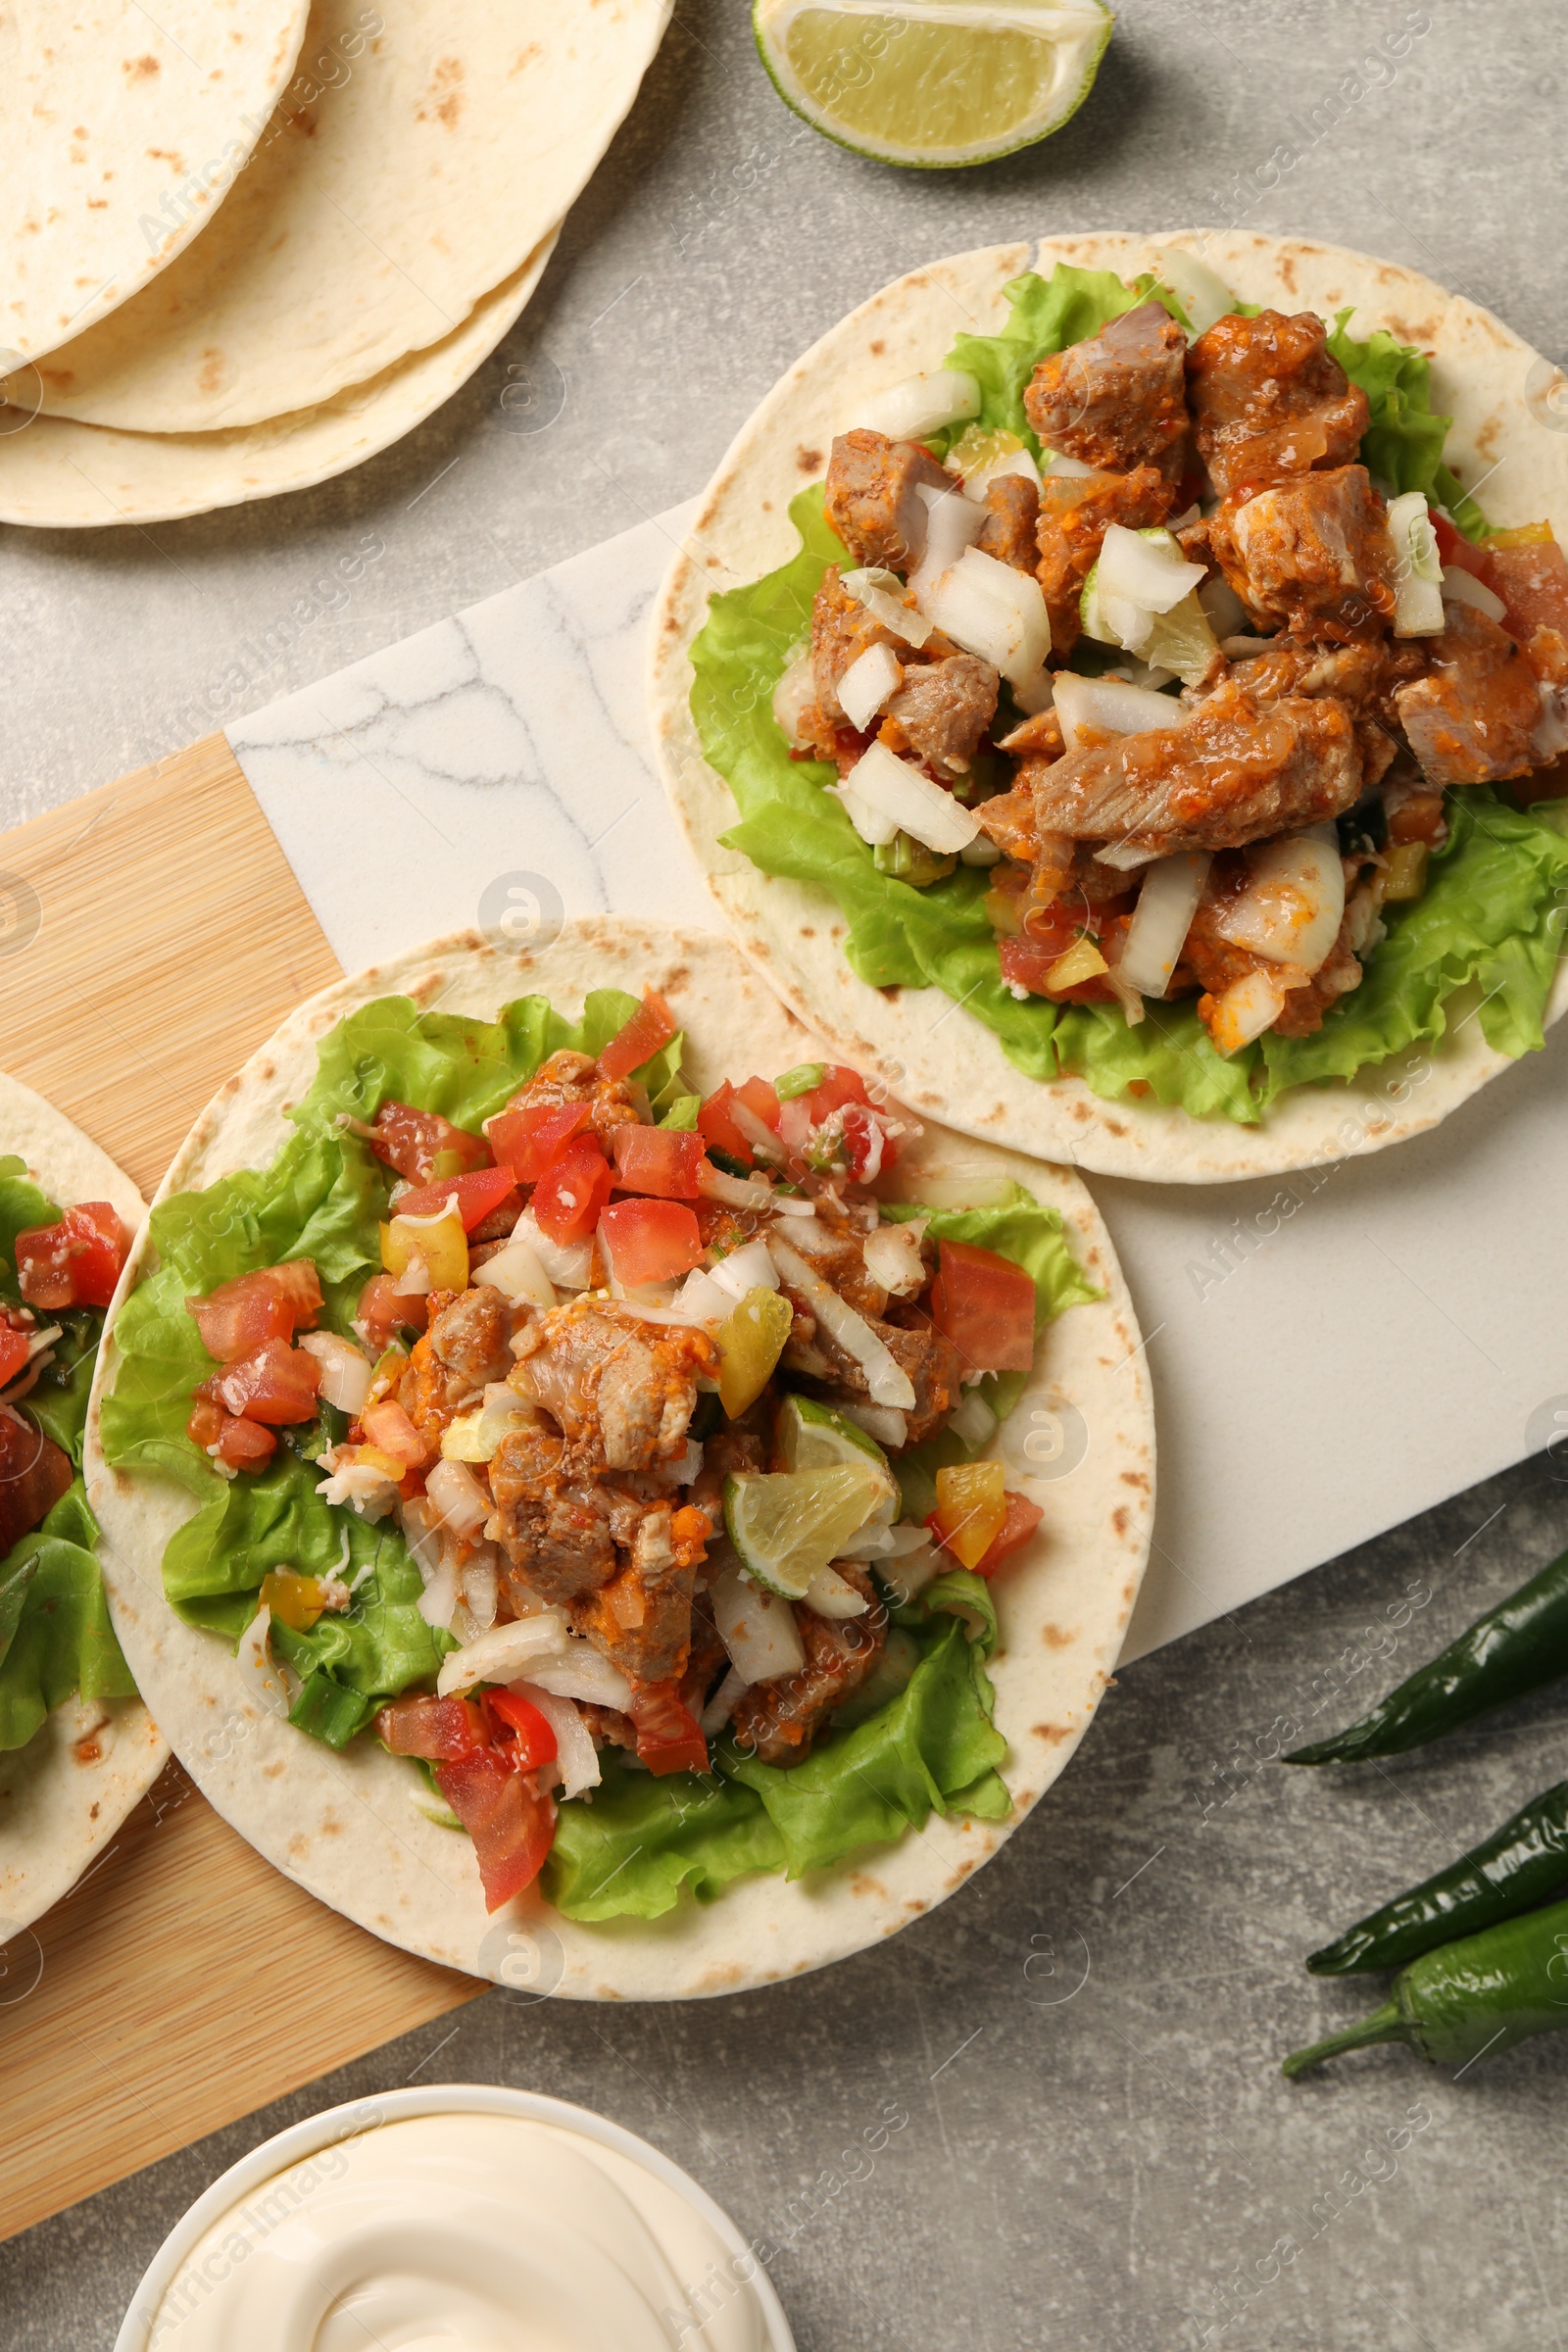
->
left=0, top=0, right=669, bottom=526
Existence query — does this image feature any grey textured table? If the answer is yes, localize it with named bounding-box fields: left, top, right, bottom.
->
left=6, top=5, right=1568, bottom=2344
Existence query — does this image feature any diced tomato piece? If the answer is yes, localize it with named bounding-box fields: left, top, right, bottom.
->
left=1486, top=537, right=1568, bottom=646
left=532, top=1137, right=613, bottom=1244
left=0, top=1412, right=74, bottom=1554
left=389, top=1165, right=519, bottom=1232
left=198, top=1337, right=321, bottom=1426
left=15, top=1202, right=130, bottom=1311
left=625, top=1680, right=710, bottom=1777
left=597, top=989, right=678, bottom=1083
left=611, top=1125, right=708, bottom=1200
left=483, top=1690, right=560, bottom=1774
left=735, top=1075, right=782, bottom=1133
left=998, top=932, right=1115, bottom=1005
left=930, top=1240, right=1037, bottom=1373
left=356, top=1274, right=429, bottom=1351
left=186, top=1261, right=322, bottom=1362
left=435, top=1749, right=557, bottom=1911
left=186, top=1396, right=225, bottom=1449
left=798, top=1064, right=872, bottom=1125
left=0, top=1327, right=30, bottom=1389
left=697, top=1081, right=754, bottom=1163
left=359, top=1397, right=428, bottom=1468
left=482, top=1101, right=590, bottom=1183
left=375, top=1692, right=483, bottom=1761
left=214, top=1416, right=278, bottom=1471
left=368, top=1102, right=492, bottom=1184
left=973, top=1489, right=1045, bottom=1578
left=599, top=1199, right=705, bottom=1288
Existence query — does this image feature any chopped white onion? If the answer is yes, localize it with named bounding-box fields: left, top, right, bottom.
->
left=1040, top=450, right=1097, bottom=477
left=877, top=1539, right=946, bottom=1603
left=861, top=1219, right=927, bottom=1298
left=511, top=1209, right=593, bottom=1293
left=922, top=547, right=1052, bottom=688
left=728, top=1100, right=783, bottom=1162
left=1119, top=851, right=1212, bottom=999
left=711, top=1559, right=806, bottom=1685
left=960, top=835, right=1004, bottom=867
left=1094, top=839, right=1161, bottom=872
left=400, top=1494, right=444, bottom=1579
left=805, top=1566, right=872, bottom=1618
left=235, top=1604, right=300, bottom=1719
left=525, top=1643, right=635, bottom=1712
left=1442, top=564, right=1507, bottom=622
left=838, top=739, right=980, bottom=856
left=297, top=1331, right=373, bottom=1416
left=1533, top=681, right=1568, bottom=762
left=858, top=368, right=981, bottom=442
left=1213, top=835, right=1346, bottom=974
left=475, top=1232, right=557, bottom=1309
left=709, top=1236, right=780, bottom=1301
left=436, top=1610, right=569, bottom=1696
left=315, top=1456, right=400, bottom=1519
left=696, top=1161, right=776, bottom=1211
left=835, top=1399, right=908, bottom=1450
left=908, top=481, right=987, bottom=608
left=669, top=1266, right=736, bottom=1325
left=946, top=1389, right=999, bottom=1449
left=841, top=566, right=933, bottom=648
left=838, top=639, right=903, bottom=732
left=771, top=650, right=817, bottom=744
left=511, top=1680, right=601, bottom=1798
left=1099, top=524, right=1207, bottom=615
left=1053, top=670, right=1190, bottom=753
left=700, top=1666, right=748, bottom=1737
left=849, top=1520, right=937, bottom=1560
left=833, top=779, right=899, bottom=848
left=766, top=1233, right=915, bottom=1410
left=1387, top=490, right=1445, bottom=637
left=1152, top=246, right=1236, bottom=339
left=425, top=1456, right=492, bottom=1539
left=957, top=443, right=1043, bottom=502
left=1206, top=967, right=1291, bottom=1055
left=1198, top=571, right=1248, bottom=640
left=440, top=1390, right=530, bottom=1463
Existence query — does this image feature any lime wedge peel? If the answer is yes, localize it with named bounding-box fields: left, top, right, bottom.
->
left=775, top=1395, right=900, bottom=1522
left=753, top=0, right=1113, bottom=171
left=725, top=1462, right=889, bottom=1599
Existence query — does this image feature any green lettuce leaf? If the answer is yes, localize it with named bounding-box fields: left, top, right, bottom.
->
left=0, top=1481, right=134, bottom=1752
left=689, top=265, right=1568, bottom=1129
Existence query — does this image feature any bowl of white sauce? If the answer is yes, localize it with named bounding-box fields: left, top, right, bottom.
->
left=116, top=2083, right=795, bottom=2352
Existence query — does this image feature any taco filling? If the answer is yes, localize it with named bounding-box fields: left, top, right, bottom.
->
left=101, top=985, right=1097, bottom=1923
left=691, top=260, right=1568, bottom=1123
left=0, top=1161, right=135, bottom=1756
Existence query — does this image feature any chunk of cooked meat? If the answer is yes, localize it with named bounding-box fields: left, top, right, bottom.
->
left=1179, top=858, right=1368, bottom=1041
left=1269, top=922, right=1365, bottom=1037
left=1028, top=682, right=1363, bottom=856
left=976, top=473, right=1042, bottom=572
left=774, top=1225, right=887, bottom=1321
left=1035, top=465, right=1176, bottom=654
left=1208, top=466, right=1395, bottom=641
left=0, top=1407, right=74, bottom=1556
left=491, top=1469, right=618, bottom=1608
left=824, top=428, right=950, bottom=570
left=1383, top=776, right=1447, bottom=847
left=729, top=1564, right=886, bottom=1767
left=1186, top=309, right=1369, bottom=497
left=688, top=1429, right=764, bottom=1529
left=680, top=1593, right=730, bottom=1719
left=997, top=708, right=1063, bottom=760
left=467, top=1196, right=523, bottom=1246
left=1393, top=603, right=1542, bottom=785
left=886, top=654, right=999, bottom=780
left=1215, top=636, right=1393, bottom=716
left=1023, top=299, right=1189, bottom=479
left=802, top=1312, right=963, bottom=1446
left=508, top=1304, right=713, bottom=1474
left=502, top=1049, right=641, bottom=1152
left=569, top=1503, right=700, bottom=1685
left=810, top=564, right=904, bottom=725
left=399, top=1284, right=518, bottom=1446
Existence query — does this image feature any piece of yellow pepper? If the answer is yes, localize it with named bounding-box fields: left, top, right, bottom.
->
left=715, top=1288, right=794, bottom=1419
left=260, top=1569, right=327, bottom=1632
left=380, top=1200, right=467, bottom=1293
left=932, top=1460, right=1007, bottom=1571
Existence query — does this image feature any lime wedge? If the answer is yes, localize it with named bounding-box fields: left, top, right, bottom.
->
left=754, top=0, right=1113, bottom=171
left=725, top=1463, right=888, bottom=1599
left=776, top=1394, right=899, bottom=1522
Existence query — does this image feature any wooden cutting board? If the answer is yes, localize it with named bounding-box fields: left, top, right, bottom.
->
left=0, top=737, right=479, bottom=2245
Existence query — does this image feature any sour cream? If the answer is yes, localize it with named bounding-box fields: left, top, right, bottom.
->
left=127, top=2100, right=779, bottom=2352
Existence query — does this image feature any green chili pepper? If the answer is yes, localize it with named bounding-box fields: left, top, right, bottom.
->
left=1284, top=1894, right=1568, bottom=2078
left=1284, top=1543, right=1568, bottom=1764
left=1307, top=1779, right=1568, bottom=1975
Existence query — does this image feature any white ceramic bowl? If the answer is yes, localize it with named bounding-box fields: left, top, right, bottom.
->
left=116, top=2082, right=796, bottom=2352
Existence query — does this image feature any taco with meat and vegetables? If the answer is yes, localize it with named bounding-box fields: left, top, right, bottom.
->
left=653, top=231, right=1568, bottom=1182
left=86, top=922, right=1152, bottom=1997
left=0, top=1074, right=163, bottom=1932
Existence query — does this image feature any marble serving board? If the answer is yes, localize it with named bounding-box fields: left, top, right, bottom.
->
left=225, top=504, right=1568, bottom=1661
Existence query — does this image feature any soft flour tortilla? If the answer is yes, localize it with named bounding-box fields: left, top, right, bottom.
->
left=0, top=1074, right=165, bottom=1936
left=12, top=0, right=670, bottom=433
left=651, top=230, right=1568, bottom=1185
left=85, top=920, right=1153, bottom=1999
left=0, top=225, right=558, bottom=528
left=2, top=1, right=308, bottom=366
